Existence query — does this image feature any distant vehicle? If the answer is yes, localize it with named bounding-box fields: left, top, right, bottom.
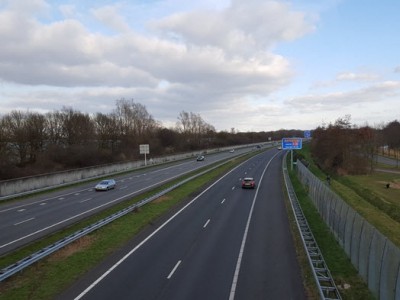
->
left=256, top=145, right=261, bottom=149
left=196, top=155, right=205, bottom=161
left=95, top=179, right=116, bottom=191
left=242, top=177, right=255, bottom=189
left=277, top=146, right=282, bottom=150
left=229, top=149, right=235, bottom=153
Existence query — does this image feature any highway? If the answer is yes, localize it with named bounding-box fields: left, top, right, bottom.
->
left=0, top=147, right=255, bottom=255
left=58, top=149, right=306, bottom=300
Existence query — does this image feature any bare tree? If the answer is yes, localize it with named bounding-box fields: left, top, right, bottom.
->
left=383, top=120, right=400, bottom=165
left=176, top=110, right=215, bottom=149
left=113, top=99, right=159, bottom=157
left=93, top=112, right=120, bottom=152
left=25, top=112, right=47, bottom=163
left=59, top=107, right=95, bottom=146
left=1, top=111, right=29, bottom=166
left=45, top=110, right=65, bottom=146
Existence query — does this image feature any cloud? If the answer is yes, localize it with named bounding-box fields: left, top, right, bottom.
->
left=91, top=5, right=131, bottom=33
left=336, top=72, right=378, bottom=81
left=151, top=0, right=315, bottom=56
left=286, top=80, right=400, bottom=113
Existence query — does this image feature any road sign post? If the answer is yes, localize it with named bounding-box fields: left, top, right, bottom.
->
left=139, top=144, right=150, bottom=166
left=281, top=138, right=303, bottom=170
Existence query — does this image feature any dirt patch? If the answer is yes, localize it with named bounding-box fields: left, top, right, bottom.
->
left=153, top=195, right=172, bottom=203
left=378, top=181, right=400, bottom=189
left=48, top=235, right=95, bottom=261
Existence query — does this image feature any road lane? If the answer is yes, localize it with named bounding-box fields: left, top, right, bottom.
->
left=234, top=151, right=306, bottom=299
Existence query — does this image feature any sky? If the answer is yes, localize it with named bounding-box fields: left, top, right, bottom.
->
left=0, top=0, right=399, bottom=132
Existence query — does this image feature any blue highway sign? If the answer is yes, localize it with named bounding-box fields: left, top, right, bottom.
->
left=282, top=138, right=302, bottom=150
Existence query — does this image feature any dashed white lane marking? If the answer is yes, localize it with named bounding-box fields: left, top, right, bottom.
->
left=80, top=198, right=93, bottom=203
left=167, top=260, right=182, bottom=279
left=40, top=203, right=46, bottom=206
left=14, top=218, right=35, bottom=226
left=17, top=209, right=26, bottom=212
left=203, top=219, right=210, bottom=228
left=221, top=198, right=226, bottom=204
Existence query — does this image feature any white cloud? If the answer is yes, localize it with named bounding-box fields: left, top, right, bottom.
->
left=336, top=72, right=378, bottom=81
left=286, top=81, right=400, bottom=120
left=151, top=0, right=315, bottom=56
left=91, top=5, right=131, bottom=33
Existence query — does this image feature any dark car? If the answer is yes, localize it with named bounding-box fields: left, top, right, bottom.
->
left=95, top=179, right=116, bottom=191
left=242, top=177, right=255, bottom=189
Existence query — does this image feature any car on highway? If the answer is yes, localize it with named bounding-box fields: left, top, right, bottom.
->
left=95, top=179, right=116, bottom=191
left=277, top=146, right=282, bottom=150
left=242, top=177, right=255, bottom=189
left=229, top=149, right=235, bottom=153
left=196, top=155, right=205, bottom=161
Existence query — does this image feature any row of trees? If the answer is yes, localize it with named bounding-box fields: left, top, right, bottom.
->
left=0, top=99, right=302, bottom=180
left=310, top=115, right=400, bottom=175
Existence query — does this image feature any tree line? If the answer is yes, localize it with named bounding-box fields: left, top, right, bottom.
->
left=310, top=115, right=400, bottom=175
left=0, top=99, right=302, bottom=180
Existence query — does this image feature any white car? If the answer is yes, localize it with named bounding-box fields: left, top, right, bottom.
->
left=95, top=179, right=116, bottom=191
left=229, top=149, right=235, bottom=153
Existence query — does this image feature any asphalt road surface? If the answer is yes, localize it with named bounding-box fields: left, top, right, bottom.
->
left=58, top=149, right=306, bottom=300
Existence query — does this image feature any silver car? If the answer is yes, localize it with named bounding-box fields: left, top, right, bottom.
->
left=95, top=179, right=116, bottom=191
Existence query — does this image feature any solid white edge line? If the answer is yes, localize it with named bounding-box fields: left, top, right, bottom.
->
left=228, top=151, right=280, bottom=300
left=74, top=160, right=247, bottom=300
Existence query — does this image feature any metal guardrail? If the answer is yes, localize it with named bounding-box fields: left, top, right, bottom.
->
left=282, top=155, right=341, bottom=300
left=0, top=161, right=230, bottom=282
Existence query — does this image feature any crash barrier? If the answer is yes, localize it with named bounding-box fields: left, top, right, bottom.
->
left=282, top=157, right=341, bottom=299
left=0, top=143, right=265, bottom=200
left=296, top=160, right=400, bottom=300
